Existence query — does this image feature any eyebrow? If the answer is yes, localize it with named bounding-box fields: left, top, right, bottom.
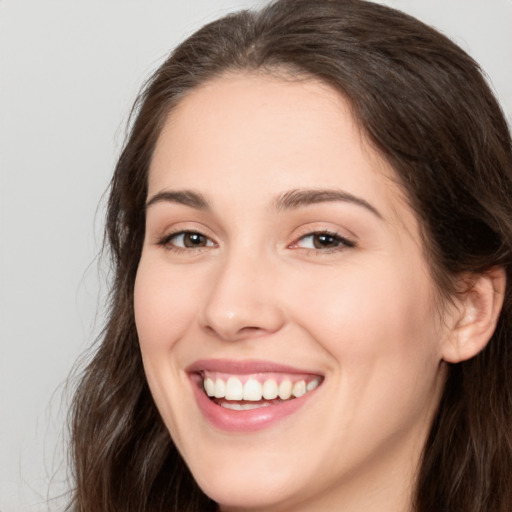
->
left=274, top=189, right=383, bottom=219
left=145, top=190, right=210, bottom=210
left=145, top=187, right=383, bottom=220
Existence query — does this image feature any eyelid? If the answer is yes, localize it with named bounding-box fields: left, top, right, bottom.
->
left=153, top=224, right=355, bottom=254
left=156, top=228, right=217, bottom=251
left=288, top=228, right=356, bottom=252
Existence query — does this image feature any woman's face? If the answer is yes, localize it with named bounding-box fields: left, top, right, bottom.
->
left=135, top=73, right=451, bottom=511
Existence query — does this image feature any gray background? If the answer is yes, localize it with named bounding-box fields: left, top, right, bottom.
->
left=1, top=1, right=511, bottom=510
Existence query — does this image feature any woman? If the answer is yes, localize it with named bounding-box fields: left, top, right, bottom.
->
left=69, top=0, right=512, bottom=510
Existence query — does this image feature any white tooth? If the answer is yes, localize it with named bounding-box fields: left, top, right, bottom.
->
left=278, top=379, right=292, bottom=400
left=262, top=379, right=279, bottom=400
left=292, top=380, right=307, bottom=398
left=225, top=376, right=244, bottom=400
left=221, top=402, right=242, bottom=410
left=221, top=401, right=271, bottom=411
left=214, top=378, right=226, bottom=398
left=204, top=377, right=215, bottom=397
left=240, top=402, right=270, bottom=410
left=306, top=379, right=320, bottom=392
left=243, top=378, right=263, bottom=401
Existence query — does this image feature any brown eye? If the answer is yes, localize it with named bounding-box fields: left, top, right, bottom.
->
left=160, top=231, right=215, bottom=250
left=312, top=233, right=341, bottom=249
left=294, top=232, right=355, bottom=251
left=182, top=232, right=208, bottom=247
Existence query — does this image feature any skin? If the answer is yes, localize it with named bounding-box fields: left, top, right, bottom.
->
left=134, top=72, right=459, bottom=512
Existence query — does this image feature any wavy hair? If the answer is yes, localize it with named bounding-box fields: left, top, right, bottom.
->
left=69, top=1, right=512, bottom=510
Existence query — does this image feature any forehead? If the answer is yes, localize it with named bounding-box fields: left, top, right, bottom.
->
left=151, top=72, right=365, bottom=174
left=148, top=72, right=413, bottom=230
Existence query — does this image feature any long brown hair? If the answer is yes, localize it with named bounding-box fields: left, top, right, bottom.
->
left=69, top=1, right=512, bottom=510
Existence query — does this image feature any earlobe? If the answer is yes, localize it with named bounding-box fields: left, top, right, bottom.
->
left=442, top=266, right=506, bottom=364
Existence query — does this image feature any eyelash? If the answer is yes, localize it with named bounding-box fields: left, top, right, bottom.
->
left=157, top=230, right=216, bottom=252
left=291, top=230, right=356, bottom=253
left=156, top=229, right=356, bottom=254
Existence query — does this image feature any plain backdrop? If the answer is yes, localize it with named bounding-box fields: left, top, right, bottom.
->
left=1, top=1, right=511, bottom=510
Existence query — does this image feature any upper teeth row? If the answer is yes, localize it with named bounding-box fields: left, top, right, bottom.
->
left=203, top=376, right=320, bottom=401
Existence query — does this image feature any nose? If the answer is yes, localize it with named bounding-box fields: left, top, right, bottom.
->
left=199, top=250, right=285, bottom=341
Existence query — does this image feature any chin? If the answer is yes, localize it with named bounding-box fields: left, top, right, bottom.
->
left=187, top=450, right=307, bottom=511
left=199, top=475, right=293, bottom=512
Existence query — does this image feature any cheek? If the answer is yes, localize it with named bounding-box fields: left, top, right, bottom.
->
left=133, top=256, right=199, bottom=440
left=292, top=261, right=444, bottom=452
left=290, top=255, right=442, bottom=382
left=134, top=256, right=197, bottom=352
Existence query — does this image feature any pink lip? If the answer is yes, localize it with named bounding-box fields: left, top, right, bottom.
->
left=187, top=359, right=323, bottom=432
left=186, top=358, right=320, bottom=375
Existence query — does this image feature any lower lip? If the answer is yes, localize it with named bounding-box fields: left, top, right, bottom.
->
left=189, top=374, right=317, bottom=432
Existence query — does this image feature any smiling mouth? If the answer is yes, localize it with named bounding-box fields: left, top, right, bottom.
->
left=200, top=371, right=323, bottom=410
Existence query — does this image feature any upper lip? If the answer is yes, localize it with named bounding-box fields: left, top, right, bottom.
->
left=186, top=359, right=324, bottom=376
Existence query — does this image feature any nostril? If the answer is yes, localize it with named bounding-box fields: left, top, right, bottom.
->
left=240, top=326, right=264, bottom=333
left=202, top=323, right=272, bottom=341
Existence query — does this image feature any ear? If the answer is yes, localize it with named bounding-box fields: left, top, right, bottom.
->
left=442, top=266, right=506, bottom=363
